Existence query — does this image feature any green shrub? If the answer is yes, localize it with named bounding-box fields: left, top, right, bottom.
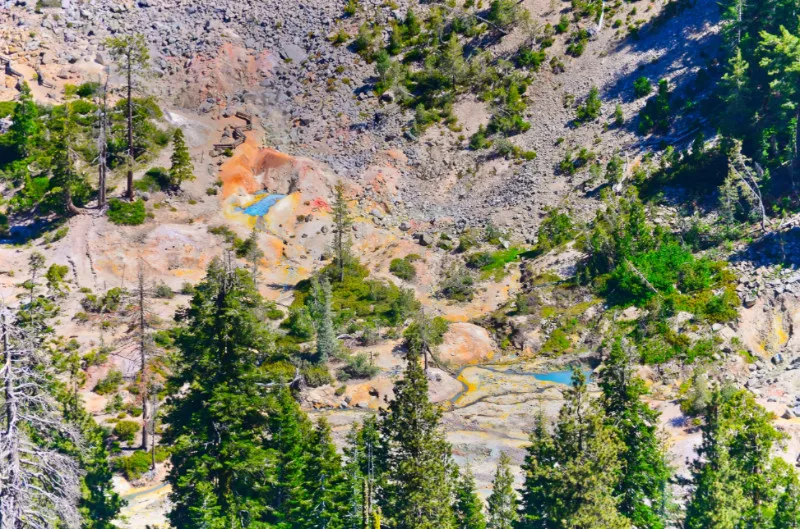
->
left=576, top=86, right=602, bottom=122
left=94, top=369, right=123, bottom=395
left=469, top=125, right=491, bottom=150
left=76, top=81, right=100, bottom=98
left=153, top=282, right=173, bottom=299
left=633, top=76, right=652, bottom=98
left=517, top=48, right=546, bottom=70
left=638, top=79, right=671, bottom=134
left=338, top=352, right=380, bottom=380
left=113, top=448, right=169, bottom=480
left=542, top=328, right=571, bottom=355
left=466, top=252, right=494, bottom=269
left=555, top=15, right=570, bottom=33
left=107, top=199, right=146, bottom=226
left=390, top=257, right=417, bottom=281
left=536, top=209, right=575, bottom=251
left=134, top=167, right=169, bottom=192
left=439, top=263, right=475, bottom=302
left=302, top=364, right=333, bottom=387
left=180, top=282, right=195, bottom=295
left=113, top=419, right=139, bottom=443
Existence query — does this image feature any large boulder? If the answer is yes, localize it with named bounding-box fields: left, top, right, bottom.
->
left=437, top=322, right=496, bottom=367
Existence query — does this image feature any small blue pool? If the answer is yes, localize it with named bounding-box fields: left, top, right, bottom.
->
left=532, top=369, right=593, bottom=385
left=241, top=193, right=286, bottom=216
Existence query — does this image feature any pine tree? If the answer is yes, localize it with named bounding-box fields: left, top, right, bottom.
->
left=106, top=33, right=150, bottom=200
left=343, top=417, right=382, bottom=529
left=264, top=387, right=314, bottom=526
left=290, top=419, right=349, bottom=529
left=517, top=370, right=629, bottom=529
left=487, top=453, right=517, bottom=529
left=311, top=276, right=337, bottom=363
left=774, top=471, right=800, bottom=529
left=454, top=468, right=486, bottom=529
left=378, top=352, right=455, bottom=529
left=168, top=128, right=195, bottom=189
left=331, top=181, right=353, bottom=282
left=599, top=339, right=670, bottom=529
left=8, top=82, right=39, bottom=158
left=685, top=388, right=794, bottom=529
left=163, top=258, right=282, bottom=527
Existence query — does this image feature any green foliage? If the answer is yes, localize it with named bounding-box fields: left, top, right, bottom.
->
left=378, top=352, right=455, bottom=528
left=107, top=198, right=146, bottom=225
left=600, top=339, right=671, bottom=529
left=94, top=369, right=123, bottom=395
left=390, top=256, right=417, bottom=281
left=454, top=468, right=486, bottom=529
left=343, top=0, right=358, bottom=16
left=517, top=371, right=630, bottom=529
left=576, top=85, right=602, bottom=122
left=168, top=128, right=194, bottom=188
left=638, top=79, right=671, bottom=134
left=470, top=124, right=491, bottom=150
left=685, top=388, right=794, bottom=529
left=555, top=15, right=570, bottom=34
left=439, top=262, right=476, bottom=302
left=535, top=209, right=575, bottom=252
left=302, top=363, right=333, bottom=387
left=112, top=419, right=140, bottom=443
left=134, top=167, right=170, bottom=192
left=633, top=76, right=652, bottom=98
left=113, top=449, right=168, bottom=481
left=154, top=282, right=174, bottom=299
left=294, top=259, right=419, bottom=331
left=488, top=0, right=526, bottom=28
left=487, top=452, right=518, bottom=529
left=81, top=287, right=125, bottom=313
left=164, top=259, right=347, bottom=527
left=517, top=48, right=547, bottom=71
left=338, top=352, right=380, bottom=380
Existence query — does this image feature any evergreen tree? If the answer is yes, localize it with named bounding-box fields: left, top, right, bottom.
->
left=8, top=82, right=39, bottom=158
left=343, top=417, right=382, bottom=529
left=168, top=128, right=195, bottom=189
left=331, top=181, right=353, bottom=282
left=487, top=453, right=518, bottom=529
left=378, top=352, right=455, bottom=529
left=517, top=370, right=629, bottom=529
left=599, top=339, right=670, bottom=529
left=290, top=419, right=349, bottom=529
left=163, top=258, right=283, bottom=527
left=106, top=33, right=150, bottom=200
left=774, top=471, right=800, bottom=529
left=454, top=468, right=486, bottom=529
left=311, top=276, right=337, bottom=363
left=685, top=388, right=794, bottom=529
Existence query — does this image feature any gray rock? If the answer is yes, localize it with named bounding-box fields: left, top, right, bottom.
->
left=743, top=294, right=757, bottom=308
left=281, top=43, right=307, bottom=63
left=370, top=208, right=384, bottom=220
left=771, top=353, right=784, bottom=365
left=417, top=233, right=435, bottom=246
left=399, top=221, right=410, bottom=231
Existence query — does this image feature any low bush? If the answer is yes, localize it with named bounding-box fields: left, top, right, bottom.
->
left=94, top=369, right=123, bottom=395
left=302, top=364, right=333, bottom=388
left=107, top=199, right=146, bottom=226
left=390, top=257, right=417, bottom=281
left=113, top=419, right=139, bottom=443
left=338, top=352, right=380, bottom=380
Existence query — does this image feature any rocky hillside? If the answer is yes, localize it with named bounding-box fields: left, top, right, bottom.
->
left=2, top=0, right=800, bottom=527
